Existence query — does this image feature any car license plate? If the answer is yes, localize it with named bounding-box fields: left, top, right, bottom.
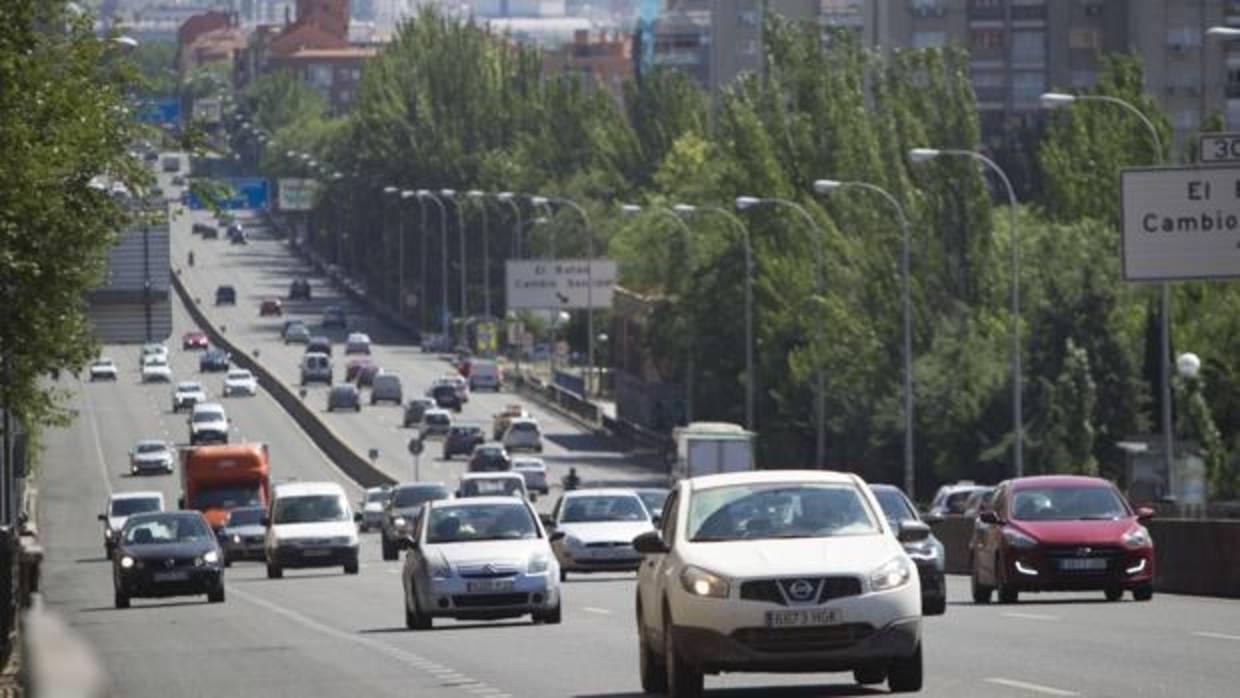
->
left=593, top=548, right=629, bottom=559
left=302, top=549, right=330, bottom=558
left=153, top=571, right=190, bottom=583
left=765, top=608, right=842, bottom=628
left=466, top=579, right=514, bottom=593
left=1059, top=558, right=1107, bottom=571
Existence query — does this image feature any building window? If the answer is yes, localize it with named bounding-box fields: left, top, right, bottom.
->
left=308, top=63, right=332, bottom=88
left=1166, top=28, right=1202, bottom=50
left=909, top=0, right=946, bottom=17
left=1070, top=69, right=1098, bottom=87
left=971, top=0, right=1003, bottom=8
left=972, top=29, right=1005, bottom=49
left=1174, top=108, right=1200, bottom=129
left=1012, top=71, right=1046, bottom=109
left=1069, top=28, right=1099, bottom=50
left=1011, top=31, right=1045, bottom=64
left=972, top=71, right=1005, bottom=88
left=913, top=31, right=947, bottom=48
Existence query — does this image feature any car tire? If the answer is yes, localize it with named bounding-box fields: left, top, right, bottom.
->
left=970, top=568, right=992, bottom=604
left=923, top=595, right=947, bottom=616
left=224, top=556, right=233, bottom=568
left=1133, top=584, right=1154, bottom=602
left=887, top=644, right=923, bottom=693
left=344, top=558, right=359, bottom=575
left=853, top=666, right=888, bottom=685
left=406, top=588, right=432, bottom=630
left=1104, top=586, right=1123, bottom=602
left=114, top=588, right=130, bottom=610
left=995, top=555, right=1018, bottom=604
left=382, top=536, right=398, bottom=561
left=535, top=602, right=562, bottom=625
left=560, top=569, right=568, bottom=583
left=637, top=618, right=667, bottom=694
left=663, top=614, right=703, bottom=698
left=208, top=586, right=226, bottom=603
left=266, top=563, right=283, bottom=579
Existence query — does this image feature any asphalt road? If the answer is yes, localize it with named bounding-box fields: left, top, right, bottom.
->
left=32, top=161, right=1240, bottom=697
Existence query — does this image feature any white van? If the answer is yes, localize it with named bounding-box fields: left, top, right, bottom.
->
left=300, top=352, right=332, bottom=385
left=468, top=360, right=502, bottom=391
left=264, top=481, right=360, bottom=578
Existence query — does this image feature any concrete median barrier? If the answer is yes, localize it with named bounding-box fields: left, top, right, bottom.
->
left=171, top=269, right=395, bottom=488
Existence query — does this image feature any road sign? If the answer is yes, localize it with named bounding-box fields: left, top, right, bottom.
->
left=134, top=96, right=181, bottom=125
left=185, top=177, right=270, bottom=211
left=407, top=435, right=423, bottom=456
left=1121, top=165, right=1240, bottom=281
left=1199, top=133, right=1240, bottom=164
left=277, top=178, right=319, bottom=211
left=505, top=259, right=617, bottom=309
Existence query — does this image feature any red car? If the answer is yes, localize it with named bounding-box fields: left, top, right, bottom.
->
left=355, top=363, right=381, bottom=387
left=970, top=475, right=1155, bottom=604
left=345, top=358, right=374, bottom=383
left=259, top=299, right=283, bottom=317
left=182, top=331, right=209, bottom=350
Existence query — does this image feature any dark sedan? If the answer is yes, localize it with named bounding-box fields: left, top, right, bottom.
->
left=218, top=506, right=267, bottom=565
left=288, top=278, right=312, bottom=300
left=442, top=425, right=485, bottom=460
left=871, top=483, right=947, bottom=615
left=468, top=444, right=512, bottom=473
left=379, top=482, right=451, bottom=561
left=112, top=511, right=226, bottom=608
left=199, top=349, right=231, bottom=373
left=327, top=383, right=362, bottom=412
left=431, top=383, right=462, bottom=412
left=215, top=285, right=236, bottom=305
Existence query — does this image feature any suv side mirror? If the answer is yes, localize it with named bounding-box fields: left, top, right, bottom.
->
left=539, top=513, right=555, bottom=529
left=920, top=512, right=944, bottom=525
left=978, top=510, right=1000, bottom=525
left=632, top=530, right=669, bottom=555
left=97, top=513, right=107, bottom=522
left=897, top=520, right=931, bottom=543
left=1136, top=506, right=1155, bottom=521
left=549, top=530, right=566, bottom=542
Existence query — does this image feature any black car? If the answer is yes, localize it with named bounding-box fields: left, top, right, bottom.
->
left=307, top=336, right=332, bottom=356
left=870, top=484, right=947, bottom=615
left=443, top=425, right=485, bottom=460
left=379, top=483, right=451, bottom=561
left=431, top=383, right=462, bottom=412
left=288, top=278, right=311, bottom=300
left=468, top=444, right=512, bottom=473
left=322, top=305, right=347, bottom=329
left=403, top=398, right=435, bottom=428
left=112, top=511, right=225, bottom=608
left=215, top=285, right=236, bottom=305
left=327, top=383, right=362, bottom=412
left=199, top=349, right=231, bottom=372
left=192, top=222, right=217, bottom=237
left=217, top=506, right=267, bottom=564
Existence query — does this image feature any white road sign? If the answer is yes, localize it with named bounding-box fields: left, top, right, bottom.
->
left=1199, top=133, right=1240, bottom=164
left=278, top=178, right=319, bottom=211
left=1121, top=165, right=1240, bottom=281
left=506, top=259, right=617, bottom=309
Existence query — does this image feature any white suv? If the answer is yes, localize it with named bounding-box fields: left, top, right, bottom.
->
left=264, top=481, right=360, bottom=578
left=633, top=470, right=926, bottom=697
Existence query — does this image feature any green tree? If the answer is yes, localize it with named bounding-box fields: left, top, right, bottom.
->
left=1042, top=340, right=1099, bottom=475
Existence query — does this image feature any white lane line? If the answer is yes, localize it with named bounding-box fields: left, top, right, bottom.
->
left=230, top=586, right=514, bottom=697
left=84, top=388, right=114, bottom=494
left=1193, top=631, right=1240, bottom=642
left=984, top=677, right=1080, bottom=696
left=582, top=607, right=612, bottom=615
left=1000, top=612, right=1060, bottom=622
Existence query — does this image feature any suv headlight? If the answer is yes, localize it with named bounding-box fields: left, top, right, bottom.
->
left=869, top=556, right=913, bottom=592
left=528, top=552, right=551, bottom=574
left=680, top=566, right=730, bottom=598
left=903, top=539, right=938, bottom=560
left=104, top=528, right=116, bottom=540
left=120, top=555, right=135, bottom=569
left=1003, top=528, right=1039, bottom=550
left=197, top=550, right=220, bottom=566
left=1122, top=525, right=1151, bottom=549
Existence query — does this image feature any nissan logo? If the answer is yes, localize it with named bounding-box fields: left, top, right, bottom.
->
left=1076, top=547, right=1093, bottom=557
left=787, top=579, right=815, bottom=601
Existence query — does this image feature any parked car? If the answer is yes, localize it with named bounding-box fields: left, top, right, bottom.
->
left=222, top=369, right=258, bottom=397
left=871, top=484, right=947, bottom=615
left=322, top=305, right=347, bottom=329
left=172, top=381, right=207, bottom=412
left=379, top=482, right=451, bottom=561
left=370, top=372, right=403, bottom=405
left=443, top=425, right=486, bottom=460
left=129, top=439, right=175, bottom=476
left=503, top=418, right=543, bottom=453
left=299, top=353, right=332, bottom=385
left=181, top=331, right=209, bottom=350
left=199, top=349, right=230, bottom=373
left=218, top=506, right=267, bottom=565
left=215, top=285, right=236, bottom=305
left=89, top=358, right=118, bottom=381
left=112, top=511, right=225, bottom=608
left=259, top=299, right=283, bottom=316
left=468, top=443, right=512, bottom=473
left=403, top=398, right=435, bottom=428
left=512, top=457, right=549, bottom=495
left=970, top=475, right=1155, bottom=604
left=327, top=383, right=362, bottom=412
left=288, top=278, right=311, bottom=300
left=345, top=332, right=372, bottom=355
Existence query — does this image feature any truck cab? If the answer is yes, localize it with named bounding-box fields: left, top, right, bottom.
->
left=671, top=421, right=755, bottom=482
left=180, top=443, right=271, bottom=529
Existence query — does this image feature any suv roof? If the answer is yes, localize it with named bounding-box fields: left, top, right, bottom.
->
left=273, top=481, right=347, bottom=498
left=688, top=469, right=862, bottom=490
left=110, top=490, right=163, bottom=502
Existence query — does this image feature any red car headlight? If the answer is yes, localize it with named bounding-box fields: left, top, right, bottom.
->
left=1122, top=525, right=1152, bottom=549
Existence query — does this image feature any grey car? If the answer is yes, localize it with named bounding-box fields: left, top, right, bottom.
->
left=871, top=484, right=947, bottom=616
left=380, top=482, right=451, bottom=561
left=219, top=506, right=267, bottom=564
left=403, top=397, right=435, bottom=428
left=327, top=383, right=361, bottom=412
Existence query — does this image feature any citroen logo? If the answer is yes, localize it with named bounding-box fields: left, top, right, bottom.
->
left=787, top=579, right=816, bottom=601
left=1076, top=547, right=1093, bottom=557
left=482, top=563, right=498, bottom=575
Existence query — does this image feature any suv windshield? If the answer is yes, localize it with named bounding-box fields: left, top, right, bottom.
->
left=1011, top=486, right=1129, bottom=521
left=135, top=443, right=166, bottom=454
left=225, top=507, right=264, bottom=527
left=393, top=486, right=448, bottom=508
left=560, top=495, right=648, bottom=523
left=273, top=494, right=347, bottom=524
left=689, top=483, right=879, bottom=542
left=111, top=498, right=161, bottom=517
left=193, top=484, right=262, bottom=510
left=124, top=515, right=211, bottom=544
left=192, top=410, right=224, bottom=423
left=462, top=478, right=525, bottom=497
left=426, top=504, right=537, bottom=543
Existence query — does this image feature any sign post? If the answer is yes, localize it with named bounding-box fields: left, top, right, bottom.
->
left=1120, top=165, right=1240, bottom=281
left=407, top=431, right=423, bottom=481
left=504, top=259, right=617, bottom=309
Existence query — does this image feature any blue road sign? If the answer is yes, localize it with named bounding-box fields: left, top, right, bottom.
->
left=134, top=96, right=181, bottom=125
left=185, top=178, right=270, bottom=211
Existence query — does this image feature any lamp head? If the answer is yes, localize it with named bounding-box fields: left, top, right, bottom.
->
left=812, top=179, right=843, bottom=194
left=619, top=204, right=643, bottom=216
left=908, top=148, right=941, bottom=163
left=1039, top=92, right=1076, bottom=110
left=735, top=196, right=762, bottom=210
left=383, top=185, right=398, bottom=194
left=440, top=188, right=456, bottom=197
left=671, top=204, right=697, bottom=214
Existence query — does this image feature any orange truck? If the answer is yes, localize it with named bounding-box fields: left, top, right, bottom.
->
left=180, top=443, right=271, bottom=528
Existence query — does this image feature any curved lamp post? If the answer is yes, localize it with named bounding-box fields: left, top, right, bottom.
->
left=441, top=189, right=467, bottom=322
left=417, top=190, right=450, bottom=335
left=532, top=195, right=598, bottom=396
left=467, top=190, right=493, bottom=318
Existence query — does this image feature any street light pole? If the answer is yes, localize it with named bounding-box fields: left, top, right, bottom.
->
left=1040, top=90, right=1170, bottom=488
left=736, top=195, right=827, bottom=468
left=382, top=186, right=400, bottom=307
left=622, top=204, right=696, bottom=422
left=442, top=189, right=467, bottom=324
left=399, top=190, right=417, bottom=319
left=910, top=147, right=1023, bottom=477
left=468, top=191, right=493, bottom=318
left=418, top=190, right=449, bottom=336
left=675, top=204, right=755, bottom=432
left=535, top=196, right=597, bottom=397
left=814, top=179, right=916, bottom=497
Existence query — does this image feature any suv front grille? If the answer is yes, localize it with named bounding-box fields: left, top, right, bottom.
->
left=740, top=577, right=862, bottom=606
left=732, top=623, right=874, bottom=653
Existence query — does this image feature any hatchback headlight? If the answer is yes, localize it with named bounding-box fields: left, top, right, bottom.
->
left=231, top=534, right=242, bottom=544
left=105, top=528, right=116, bottom=540
left=120, top=555, right=135, bottom=569
left=869, top=556, right=913, bottom=592
left=528, top=553, right=551, bottom=574
left=680, top=566, right=730, bottom=598
left=1003, top=528, right=1038, bottom=550
left=1122, top=525, right=1151, bottom=549
left=201, top=550, right=220, bottom=565
left=429, top=560, right=453, bottom=579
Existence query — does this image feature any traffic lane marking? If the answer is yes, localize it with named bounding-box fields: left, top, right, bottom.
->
left=984, top=677, right=1080, bottom=696
left=582, top=607, right=612, bottom=615
left=1000, top=612, right=1060, bottom=622
left=1192, top=631, right=1240, bottom=641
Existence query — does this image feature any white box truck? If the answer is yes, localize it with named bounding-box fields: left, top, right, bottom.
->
left=672, top=422, right=755, bottom=481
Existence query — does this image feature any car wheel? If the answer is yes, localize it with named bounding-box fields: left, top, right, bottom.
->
left=208, top=585, right=226, bottom=603
left=923, top=594, right=947, bottom=616
left=266, top=563, right=283, bottom=579
left=382, top=536, right=398, bottom=561
left=535, top=602, right=562, bottom=625
left=853, top=666, right=887, bottom=685
left=1133, top=584, right=1154, bottom=602
left=887, top=643, right=923, bottom=693
left=1104, top=586, right=1123, bottom=602
left=995, top=555, right=1018, bottom=604
left=560, top=569, right=568, bottom=583
left=344, top=558, right=359, bottom=575
left=114, top=587, right=130, bottom=610
left=637, top=617, right=667, bottom=694
left=406, top=587, right=432, bottom=630
left=970, top=566, right=992, bottom=604
left=224, top=556, right=233, bottom=568
left=663, top=613, right=703, bottom=698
